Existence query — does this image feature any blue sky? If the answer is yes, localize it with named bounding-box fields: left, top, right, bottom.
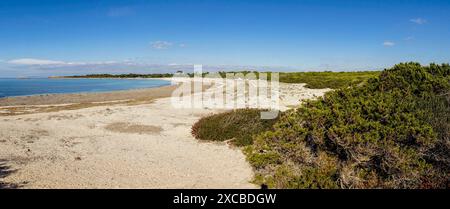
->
left=1, top=0, right=449, bottom=77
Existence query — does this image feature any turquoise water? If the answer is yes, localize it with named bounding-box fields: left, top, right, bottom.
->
left=0, top=78, right=171, bottom=98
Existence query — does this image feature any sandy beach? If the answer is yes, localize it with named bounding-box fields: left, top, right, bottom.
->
left=0, top=78, right=330, bottom=189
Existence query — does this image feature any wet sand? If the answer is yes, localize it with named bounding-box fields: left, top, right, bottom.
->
left=0, top=84, right=178, bottom=106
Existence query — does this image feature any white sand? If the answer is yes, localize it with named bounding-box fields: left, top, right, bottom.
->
left=0, top=78, right=330, bottom=189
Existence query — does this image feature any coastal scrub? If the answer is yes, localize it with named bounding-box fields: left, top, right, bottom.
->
left=247, top=63, right=450, bottom=189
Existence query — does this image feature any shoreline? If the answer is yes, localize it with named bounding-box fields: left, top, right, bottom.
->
left=0, top=77, right=330, bottom=188
left=0, top=84, right=178, bottom=107
left=0, top=77, right=330, bottom=115
left=0, top=95, right=256, bottom=189
left=0, top=77, right=259, bottom=189
left=0, top=77, right=173, bottom=103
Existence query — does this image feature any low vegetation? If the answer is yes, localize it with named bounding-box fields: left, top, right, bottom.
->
left=64, top=73, right=173, bottom=79
left=192, top=109, right=280, bottom=146
left=247, top=63, right=449, bottom=189
left=279, top=71, right=380, bottom=89
left=65, top=70, right=379, bottom=89
left=217, top=71, right=380, bottom=89
left=192, top=63, right=449, bottom=189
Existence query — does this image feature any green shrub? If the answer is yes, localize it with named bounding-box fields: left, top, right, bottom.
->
left=218, top=71, right=380, bottom=89
left=279, top=71, right=380, bottom=89
left=247, top=63, right=450, bottom=189
left=192, top=109, right=280, bottom=146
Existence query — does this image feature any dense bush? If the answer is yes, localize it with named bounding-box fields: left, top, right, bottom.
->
left=246, top=63, right=450, bottom=189
left=279, top=71, right=380, bottom=89
left=217, top=71, right=380, bottom=89
left=192, top=109, right=280, bottom=146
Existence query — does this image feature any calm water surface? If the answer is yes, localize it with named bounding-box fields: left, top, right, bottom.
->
left=0, top=78, right=171, bottom=98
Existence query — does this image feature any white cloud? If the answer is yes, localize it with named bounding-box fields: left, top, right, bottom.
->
left=151, top=41, right=173, bottom=49
left=6, top=58, right=128, bottom=66
left=8, top=58, right=67, bottom=65
left=405, top=36, right=415, bottom=41
left=410, top=18, right=427, bottom=25
left=179, top=43, right=187, bottom=48
left=383, top=41, right=395, bottom=47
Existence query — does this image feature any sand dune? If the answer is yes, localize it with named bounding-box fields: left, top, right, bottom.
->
left=0, top=78, right=329, bottom=189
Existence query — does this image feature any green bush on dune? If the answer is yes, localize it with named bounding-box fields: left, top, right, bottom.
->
left=279, top=71, right=380, bottom=89
left=192, top=109, right=280, bottom=146
left=247, top=63, right=450, bottom=189
left=190, top=63, right=448, bottom=188
left=217, top=71, right=380, bottom=89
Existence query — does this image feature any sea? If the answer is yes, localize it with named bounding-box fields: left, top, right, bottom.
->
left=0, top=78, right=171, bottom=98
